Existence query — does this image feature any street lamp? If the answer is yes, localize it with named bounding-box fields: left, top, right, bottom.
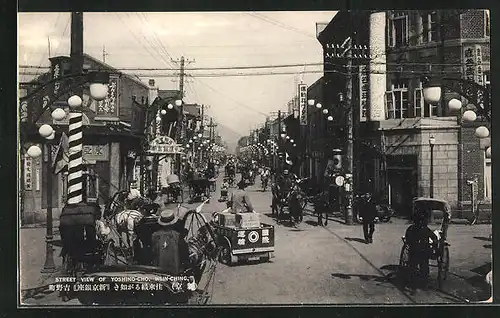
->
left=429, top=136, right=436, bottom=198
left=26, top=104, right=68, bottom=273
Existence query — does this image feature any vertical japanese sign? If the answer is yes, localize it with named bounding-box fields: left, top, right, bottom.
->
left=24, top=155, right=33, bottom=190
left=298, top=84, right=307, bottom=125
left=95, top=75, right=119, bottom=119
left=359, top=65, right=369, bottom=121
left=463, top=44, right=483, bottom=85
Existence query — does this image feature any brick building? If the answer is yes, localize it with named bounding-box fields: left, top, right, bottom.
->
left=315, top=10, right=490, bottom=217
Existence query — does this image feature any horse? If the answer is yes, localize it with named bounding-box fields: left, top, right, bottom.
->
left=103, top=191, right=152, bottom=254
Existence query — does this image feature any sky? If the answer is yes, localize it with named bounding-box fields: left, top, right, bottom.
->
left=18, top=11, right=337, bottom=150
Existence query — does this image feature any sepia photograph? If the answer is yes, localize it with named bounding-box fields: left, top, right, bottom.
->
left=18, top=9, right=492, bottom=306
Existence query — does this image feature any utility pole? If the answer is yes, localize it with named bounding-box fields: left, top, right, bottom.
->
left=277, top=110, right=282, bottom=172
left=171, top=56, right=195, bottom=99
left=47, top=37, right=51, bottom=58
left=344, top=13, right=354, bottom=226
left=200, top=104, right=205, bottom=163
left=102, top=45, right=109, bottom=63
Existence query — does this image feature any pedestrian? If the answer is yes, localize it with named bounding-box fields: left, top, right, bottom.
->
left=151, top=209, right=190, bottom=275
left=360, top=192, right=377, bottom=244
left=219, top=178, right=229, bottom=202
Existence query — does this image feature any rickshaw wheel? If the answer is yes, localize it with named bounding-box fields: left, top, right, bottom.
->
left=437, top=245, right=450, bottom=289
left=103, top=240, right=119, bottom=266
left=218, top=244, right=231, bottom=265
left=398, top=243, right=410, bottom=279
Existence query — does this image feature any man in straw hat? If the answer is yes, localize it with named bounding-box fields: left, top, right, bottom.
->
left=151, top=209, right=190, bottom=274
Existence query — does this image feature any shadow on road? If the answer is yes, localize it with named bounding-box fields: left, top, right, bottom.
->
left=473, top=236, right=492, bottom=242
left=345, top=237, right=368, bottom=244
left=305, top=220, right=321, bottom=227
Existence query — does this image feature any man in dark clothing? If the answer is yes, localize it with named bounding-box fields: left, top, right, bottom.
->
left=151, top=210, right=190, bottom=274
left=360, top=193, right=377, bottom=244
left=405, top=209, right=438, bottom=290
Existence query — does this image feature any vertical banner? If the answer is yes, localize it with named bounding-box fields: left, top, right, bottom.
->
left=95, top=75, right=119, bottom=120
left=35, top=157, right=41, bottom=191
left=359, top=65, right=369, bottom=121
left=463, top=44, right=484, bottom=84
left=368, top=11, right=387, bottom=121
left=298, top=84, right=307, bottom=125
left=24, top=155, right=33, bottom=190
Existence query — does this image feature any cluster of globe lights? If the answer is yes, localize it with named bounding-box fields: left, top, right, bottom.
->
left=26, top=82, right=109, bottom=159
left=240, top=140, right=273, bottom=162
left=423, top=86, right=491, bottom=158
left=308, top=99, right=334, bottom=122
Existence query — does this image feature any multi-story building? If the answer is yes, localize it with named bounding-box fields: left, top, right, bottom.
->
left=316, top=10, right=490, bottom=218
left=20, top=54, right=150, bottom=224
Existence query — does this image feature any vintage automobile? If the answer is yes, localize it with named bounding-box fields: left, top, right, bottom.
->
left=211, top=211, right=275, bottom=265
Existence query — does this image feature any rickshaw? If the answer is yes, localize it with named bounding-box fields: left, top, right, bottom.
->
left=164, top=174, right=183, bottom=204
left=68, top=200, right=220, bottom=305
left=188, top=172, right=211, bottom=203
left=399, top=198, right=451, bottom=289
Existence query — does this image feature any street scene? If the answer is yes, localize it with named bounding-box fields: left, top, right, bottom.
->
left=19, top=10, right=492, bottom=306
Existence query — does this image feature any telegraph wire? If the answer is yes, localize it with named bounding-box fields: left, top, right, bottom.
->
left=136, top=12, right=176, bottom=66
left=245, top=12, right=318, bottom=40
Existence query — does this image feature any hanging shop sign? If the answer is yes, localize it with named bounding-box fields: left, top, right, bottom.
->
left=463, top=44, right=483, bottom=85
left=298, top=84, right=307, bottom=125
left=83, top=144, right=109, bottom=162
left=95, top=75, right=119, bottom=120
left=147, top=135, right=184, bottom=155
left=359, top=65, right=369, bottom=121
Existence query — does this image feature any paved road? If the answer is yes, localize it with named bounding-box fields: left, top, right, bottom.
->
left=20, top=173, right=492, bottom=305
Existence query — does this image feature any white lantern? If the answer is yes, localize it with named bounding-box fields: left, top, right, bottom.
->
left=189, top=140, right=193, bottom=143
left=161, top=109, right=167, bottom=115
left=486, top=147, right=491, bottom=158
left=167, top=104, right=174, bottom=110
left=27, top=145, right=42, bottom=158
left=316, top=103, right=322, bottom=109
left=46, top=131, right=55, bottom=140
left=67, top=95, right=83, bottom=108
left=286, top=135, right=290, bottom=140
left=475, top=126, right=490, bottom=138
left=327, top=116, right=334, bottom=121
left=322, top=109, right=328, bottom=114
left=198, top=133, right=202, bottom=138
left=51, top=108, right=66, bottom=121
left=38, top=124, right=54, bottom=138
left=462, top=110, right=477, bottom=122
left=293, top=144, right=297, bottom=147
left=155, top=116, right=162, bottom=123
left=308, top=99, right=315, bottom=106
left=448, top=98, right=462, bottom=111
left=422, top=87, right=441, bottom=104
left=175, top=100, right=182, bottom=106
left=89, top=83, right=108, bottom=101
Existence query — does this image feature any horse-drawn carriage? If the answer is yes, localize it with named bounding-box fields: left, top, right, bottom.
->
left=59, top=195, right=219, bottom=305
left=398, top=198, right=451, bottom=290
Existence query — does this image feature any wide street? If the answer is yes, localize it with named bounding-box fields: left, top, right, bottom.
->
left=20, top=173, right=492, bottom=305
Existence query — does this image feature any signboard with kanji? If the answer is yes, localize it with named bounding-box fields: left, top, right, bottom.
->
left=298, top=84, right=307, bottom=125
left=463, top=44, right=483, bottom=85
left=147, top=135, right=184, bottom=155
left=359, top=65, right=369, bottom=121
left=95, top=75, right=119, bottom=120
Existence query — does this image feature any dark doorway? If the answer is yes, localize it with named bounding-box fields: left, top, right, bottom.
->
left=387, top=155, right=418, bottom=217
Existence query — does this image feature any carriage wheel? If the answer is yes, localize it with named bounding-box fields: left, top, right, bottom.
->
left=398, top=243, right=411, bottom=281
left=218, top=242, right=232, bottom=265
left=437, top=245, right=450, bottom=289
left=103, top=240, right=119, bottom=266
left=183, top=210, right=218, bottom=260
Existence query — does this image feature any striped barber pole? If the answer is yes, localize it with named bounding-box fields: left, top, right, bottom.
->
left=67, top=112, right=84, bottom=204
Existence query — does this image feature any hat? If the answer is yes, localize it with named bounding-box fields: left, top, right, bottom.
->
left=158, top=209, right=179, bottom=226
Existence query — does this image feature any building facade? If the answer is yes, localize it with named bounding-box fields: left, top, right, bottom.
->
left=316, top=10, right=491, bottom=217
left=20, top=54, right=149, bottom=224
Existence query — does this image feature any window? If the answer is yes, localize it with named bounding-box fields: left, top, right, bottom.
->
left=388, top=12, right=408, bottom=47
left=386, top=80, right=409, bottom=119
left=484, top=154, right=491, bottom=200
left=421, top=11, right=438, bottom=43
left=485, top=10, right=490, bottom=37
left=414, top=83, right=438, bottom=117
